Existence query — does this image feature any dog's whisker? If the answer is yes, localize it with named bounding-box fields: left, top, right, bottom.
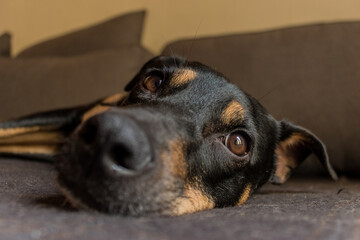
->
left=186, top=20, right=203, bottom=67
left=258, top=81, right=283, bottom=101
left=169, top=46, right=179, bottom=68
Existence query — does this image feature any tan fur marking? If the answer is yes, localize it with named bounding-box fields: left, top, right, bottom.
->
left=82, top=105, right=110, bottom=123
left=174, top=184, right=215, bottom=215
left=0, top=145, right=59, bottom=155
left=0, top=125, right=58, bottom=138
left=274, top=133, right=305, bottom=183
left=236, top=183, right=252, bottom=206
left=0, top=131, right=64, bottom=145
left=102, top=93, right=127, bottom=105
left=168, top=140, right=187, bottom=179
left=221, top=100, right=245, bottom=125
left=160, top=139, right=214, bottom=216
left=170, top=69, right=197, bottom=87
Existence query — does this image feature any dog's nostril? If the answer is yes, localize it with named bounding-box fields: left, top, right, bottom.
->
left=109, top=144, right=135, bottom=171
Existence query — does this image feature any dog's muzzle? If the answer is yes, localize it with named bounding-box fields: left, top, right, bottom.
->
left=56, top=108, right=186, bottom=215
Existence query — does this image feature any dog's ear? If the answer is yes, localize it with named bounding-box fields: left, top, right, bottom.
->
left=0, top=93, right=127, bottom=161
left=269, top=121, right=338, bottom=184
left=0, top=105, right=94, bottom=161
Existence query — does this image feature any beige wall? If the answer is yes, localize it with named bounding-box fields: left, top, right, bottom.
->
left=1, top=0, right=360, bottom=56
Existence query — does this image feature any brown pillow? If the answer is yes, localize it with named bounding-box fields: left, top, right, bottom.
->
left=17, top=11, right=146, bottom=58
left=0, top=33, right=11, bottom=57
left=162, top=22, right=360, bottom=175
left=0, top=46, right=153, bottom=119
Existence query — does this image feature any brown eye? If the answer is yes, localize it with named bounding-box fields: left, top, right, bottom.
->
left=144, top=74, right=163, bottom=92
left=225, top=132, right=248, bottom=156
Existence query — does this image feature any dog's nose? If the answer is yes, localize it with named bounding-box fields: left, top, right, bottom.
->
left=78, top=111, right=152, bottom=175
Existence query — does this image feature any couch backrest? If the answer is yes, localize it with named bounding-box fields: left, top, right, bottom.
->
left=162, top=22, right=360, bottom=175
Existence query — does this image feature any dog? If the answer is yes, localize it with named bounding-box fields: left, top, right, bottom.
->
left=0, top=56, right=337, bottom=216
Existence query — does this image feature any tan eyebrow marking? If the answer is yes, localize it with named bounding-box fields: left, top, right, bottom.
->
left=170, top=69, right=197, bottom=87
left=221, top=100, right=245, bottom=125
left=236, top=183, right=252, bottom=206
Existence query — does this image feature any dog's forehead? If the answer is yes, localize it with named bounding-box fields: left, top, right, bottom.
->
left=132, top=57, right=253, bottom=129
left=164, top=61, right=250, bottom=120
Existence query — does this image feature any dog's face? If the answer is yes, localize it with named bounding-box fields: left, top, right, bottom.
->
left=55, top=56, right=337, bottom=216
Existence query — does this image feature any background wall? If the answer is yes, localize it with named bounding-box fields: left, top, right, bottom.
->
left=1, top=0, right=360, bottom=55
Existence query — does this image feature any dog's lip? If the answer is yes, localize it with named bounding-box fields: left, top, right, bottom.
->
left=56, top=173, right=101, bottom=212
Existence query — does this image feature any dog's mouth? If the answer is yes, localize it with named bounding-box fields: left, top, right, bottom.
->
left=54, top=109, right=210, bottom=216
left=55, top=139, right=185, bottom=216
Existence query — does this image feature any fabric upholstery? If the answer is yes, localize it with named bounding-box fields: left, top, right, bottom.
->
left=0, top=158, right=358, bottom=240
left=0, top=33, right=11, bottom=57
left=17, top=11, right=147, bottom=58
left=0, top=47, right=153, bottom=120
left=162, top=22, right=360, bottom=175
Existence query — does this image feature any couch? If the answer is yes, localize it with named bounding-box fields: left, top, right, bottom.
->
left=0, top=11, right=359, bottom=240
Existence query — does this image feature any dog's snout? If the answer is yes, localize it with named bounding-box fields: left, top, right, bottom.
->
left=78, top=111, right=153, bottom=176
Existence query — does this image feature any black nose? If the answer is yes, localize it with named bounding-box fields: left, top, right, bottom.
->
left=78, top=111, right=152, bottom=176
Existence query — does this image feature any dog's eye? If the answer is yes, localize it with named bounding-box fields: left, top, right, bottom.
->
left=225, top=132, right=249, bottom=156
left=144, top=74, right=163, bottom=92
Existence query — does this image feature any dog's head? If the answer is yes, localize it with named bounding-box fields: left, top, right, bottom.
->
left=56, top=56, right=337, bottom=216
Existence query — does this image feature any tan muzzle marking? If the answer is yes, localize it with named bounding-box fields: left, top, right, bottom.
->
left=174, top=184, right=215, bottom=216
left=236, top=183, right=252, bottom=206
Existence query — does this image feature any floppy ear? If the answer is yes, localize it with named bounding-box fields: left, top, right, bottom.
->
left=269, top=121, right=338, bottom=184
left=0, top=93, right=127, bottom=161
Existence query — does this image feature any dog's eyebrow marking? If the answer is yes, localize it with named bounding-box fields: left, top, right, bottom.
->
left=174, top=184, right=215, bottom=216
left=82, top=105, right=110, bottom=123
left=170, top=69, right=197, bottom=87
left=221, top=100, right=245, bottom=125
left=236, top=183, right=252, bottom=206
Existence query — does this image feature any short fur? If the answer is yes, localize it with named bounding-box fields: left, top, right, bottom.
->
left=0, top=56, right=337, bottom=216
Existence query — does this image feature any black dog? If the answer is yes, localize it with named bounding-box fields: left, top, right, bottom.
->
left=0, top=56, right=337, bottom=216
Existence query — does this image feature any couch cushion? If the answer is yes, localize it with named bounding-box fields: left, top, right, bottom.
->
left=0, top=46, right=153, bottom=120
left=0, top=158, right=359, bottom=240
left=17, top=11, right=146, bottom=58
left=0, top=33, right=11, bottom=57
left=162, top=22, right=360, bottom=175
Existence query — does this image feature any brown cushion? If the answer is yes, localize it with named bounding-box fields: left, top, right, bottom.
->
left=162, top=22, right=360, bottom=175
left=0, top=46, right=153, bottom=119
left=17, top=11, right=146, bottom=58
left=0, top=33, right=11, bottom=57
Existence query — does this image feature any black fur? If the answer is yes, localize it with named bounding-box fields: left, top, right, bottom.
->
left=0, top=56, right=337, bottom=216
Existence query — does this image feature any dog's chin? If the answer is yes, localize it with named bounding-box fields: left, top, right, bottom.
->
left=56, top=174, right=180, bottom=217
